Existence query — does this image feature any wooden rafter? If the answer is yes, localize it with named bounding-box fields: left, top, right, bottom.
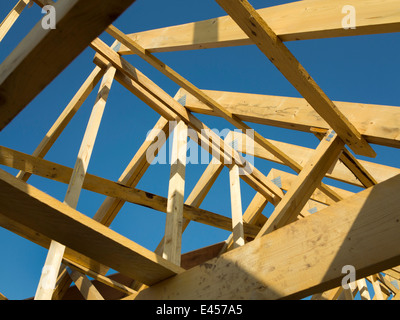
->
left=256, top=130, right=344, bottom=237
left=118, top=0, right=400, bottom=54
left=0, top=0, right=398, bottom=302
left=0, top=0, right=136, bottom=130
left=0, top=0, right=30, bottom=43
left=215, top=0, right=375, bottom=158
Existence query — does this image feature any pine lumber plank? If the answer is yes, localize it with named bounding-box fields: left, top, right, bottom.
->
left=0, top=145, right=260, bottom=237
left=239, top=132, right=398, bottom=188
left=62, top=260, right=137, bottom=296
left=163, top=121, right=188, bottom=265
left=183, top=89, right=400, bottom=149
left=16, top=66, right=105, bottom=182
left=229, top=165, right=244, bottom=249
left=0, top=0, right=29, bottom=42
left=215, top=0, right=375, bottom=157
left=0, top=168, right=183, bottom=285
left=118, top=0, right=400, bottom=54
left=66, top=267, right=104, bottom=300
left=91, top=42, right=282, bottom=204
left=357, top=279, right=371, bottom=300
left=132, top=173, right=400, bottom=300
left=256, top=130, right=344, bottom=237
left=106, top=26, right=305, bottom=178
left=0, top=0, right=136, bottom=130
left=92, top=116, right=170, bottom=227
left=182, top=89, right=400, bottom=149
left=34, top=66, right=117, bottom=300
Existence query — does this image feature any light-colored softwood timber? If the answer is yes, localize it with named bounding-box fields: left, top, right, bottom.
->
left=181, top=89, right=400, bottom=149
left=91, top=43, right=283, bottom=204
left=16, top=66, right=105, bottom=182
left=230, top=130, right=400, bottom=188
left=66, top=267, right=104, bottom=300
left=131, top=173, right=400, bottom=300
left=222, top=179, right=270, bottom=254
left=229, top=164, right=244, bottom=249
left=356, top=279, right=371, bottom=300
left=368, top=275, right=385, bottom=300
left=313, top=131, right=378, bottom=188
left=93, top=116, right=170, bottom=227
left=63, top=260, right=136, bottom=297
left=0, top=0, right=136, bottom=130
left=35, top=66, right=117, bottom=300
left=106, top=26, right=336, bottom=198
left=0, top=0, right=30, bottom=43
left=377, top=273, right=399, bottom=297
left=58, top=242, right=225, bottom=300
left=0, top=146, right=260, bottom=238
left=118, top=0, right=400, bottom=54
left=0, top=291, right=7, bottom=300
left=0, top=213, right=108, bottom=276
left=163, top=121, right=188, bottom=265
left=256, top=130, right=344, bottom=237
left=0, top=168, right=183, bottom=285
left=131, top=160, right=225, bottom=292
left=269, top=169, right=354, bottom=206
left=212, top=1, right=376, bottom=157
left=95, top=34, right=283, bottom=188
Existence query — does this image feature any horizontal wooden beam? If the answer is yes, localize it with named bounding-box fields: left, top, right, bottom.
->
left=0, top=168, right=183, bottom=285
left=181, top=89, right=400, bottom=149
left=0, top=0, right=136, bottom=130
left=0, top=145, right=260, bottom=237
left=118, top=0, right=400, bottom=54
left=230, top=131, right=400, bottom=188
left=133, top=173, right=400, bottom=300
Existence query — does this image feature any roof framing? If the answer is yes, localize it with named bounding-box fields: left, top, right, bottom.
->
left=0, top=0, right=399, bottom=301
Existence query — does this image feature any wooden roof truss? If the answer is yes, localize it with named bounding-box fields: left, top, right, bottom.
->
left=0, top=0, right=400, bottom=300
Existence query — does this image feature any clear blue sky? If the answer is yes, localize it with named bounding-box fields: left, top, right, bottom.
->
left=0, top=0, right=399, bottom=300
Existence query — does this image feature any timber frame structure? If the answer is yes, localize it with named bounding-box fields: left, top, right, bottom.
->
left=0, top=0, right=399, bottom=300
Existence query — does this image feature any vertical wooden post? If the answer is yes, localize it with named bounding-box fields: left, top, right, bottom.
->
left=229, top=164, right=244, bottom=249
left=163, top=120, right=188, bottom=265
left=34, top=66, right=116, bottom=300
